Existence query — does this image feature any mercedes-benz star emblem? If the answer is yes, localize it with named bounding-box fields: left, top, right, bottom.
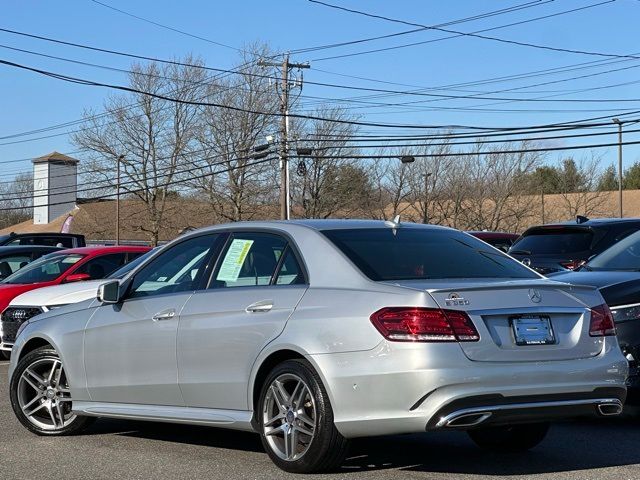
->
left=522, top=258, right=531, bottom=267
left=528, top=288, right=542, bottom=303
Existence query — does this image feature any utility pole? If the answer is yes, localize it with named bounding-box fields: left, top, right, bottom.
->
left=259, top=54, right=309, bottom=220
left=116, top=155, right=123, bottom=245
left=613, top=118, right=623, bottom=218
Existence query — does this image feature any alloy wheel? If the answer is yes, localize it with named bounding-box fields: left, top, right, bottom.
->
left=262, top=373, right=316, bottom=461
left=16, top=357, right=76, bottom=430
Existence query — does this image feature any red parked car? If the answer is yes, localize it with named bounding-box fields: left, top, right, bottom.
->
left=468, top=231, right=520, bottom=253
left=0, top=246, right=150, bottom=313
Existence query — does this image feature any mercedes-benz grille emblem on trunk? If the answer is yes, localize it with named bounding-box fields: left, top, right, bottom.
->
left=528, top=288, right=542, bottom=303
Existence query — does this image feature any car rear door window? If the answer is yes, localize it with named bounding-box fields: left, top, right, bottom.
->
left=275, top=249, right=305, bottom=285
left=510, top=229, right=593, bottom=255
left=211, top=233, right=288, bottom=288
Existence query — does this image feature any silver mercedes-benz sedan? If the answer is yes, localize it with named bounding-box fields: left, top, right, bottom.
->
left=8, top=220, right=628, bottom=473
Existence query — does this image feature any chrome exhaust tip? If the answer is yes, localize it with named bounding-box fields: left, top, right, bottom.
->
left=445, top=411, right=492, bottom=428
left=597, top=401, right=623, bottom=416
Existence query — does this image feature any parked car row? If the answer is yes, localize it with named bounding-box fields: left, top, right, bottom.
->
left=3, top=219, right=632, bottom=473
left=0, top=235, right=151, bottom=358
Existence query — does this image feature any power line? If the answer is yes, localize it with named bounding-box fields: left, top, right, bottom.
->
left=5, top=26, right=640, bottom=104
left=0, top=154, right=279, bottom=211
left=87, top=0, right=241, bottom=52
left=293, top=0, right=552, bottom=54
left=307, top=0, right=632, bottom=62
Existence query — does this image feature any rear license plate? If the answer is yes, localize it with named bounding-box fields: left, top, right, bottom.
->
left=510, top=315, right=555, bottom=346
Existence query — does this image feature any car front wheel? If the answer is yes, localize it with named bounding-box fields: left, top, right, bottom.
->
left=467, top=422, right=550, bottom=452
left=10, top=346, right=94, bottom=435
left=257, top=359, right=349, bottom=473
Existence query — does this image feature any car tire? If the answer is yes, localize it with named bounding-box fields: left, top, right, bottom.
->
left=10, top=346, right=95, bottom=436
left=467, top=422, right=550, bottom=452
left=257, top=359, right=349, bottom=473
left=1, top=350, right=10, bottom=360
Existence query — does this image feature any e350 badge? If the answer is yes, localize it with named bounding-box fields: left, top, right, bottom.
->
left=445, top=293, right=470, bottom=306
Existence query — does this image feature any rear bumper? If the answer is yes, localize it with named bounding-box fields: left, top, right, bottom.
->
left=426, top=388, right=625, bottom=429
left=309, top=339, right=628, bottom=438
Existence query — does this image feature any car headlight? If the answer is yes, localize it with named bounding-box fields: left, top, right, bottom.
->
left=610, top=304, right=640, bottom=323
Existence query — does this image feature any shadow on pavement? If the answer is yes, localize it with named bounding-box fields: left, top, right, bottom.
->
left=84, top=417, right=640, bottom=475
left=88, top=418, right=264, bottom=453
left=341, top=419, right=640, bottom=475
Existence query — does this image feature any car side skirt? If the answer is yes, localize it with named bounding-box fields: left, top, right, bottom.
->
left=72, top=402, right=255, bottom=432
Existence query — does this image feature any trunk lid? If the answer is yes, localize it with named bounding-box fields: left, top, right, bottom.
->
left=385, top=279, right=605, bottom=362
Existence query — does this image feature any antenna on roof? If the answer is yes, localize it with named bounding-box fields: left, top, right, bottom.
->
left=576, top=215, right=589, bottom=224
left=385, top=215, right=401, bottom=235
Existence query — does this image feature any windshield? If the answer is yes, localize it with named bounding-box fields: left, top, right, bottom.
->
left=323, top=228, right=538, bottom=281
left=586, top=230, right=640, bottom=271
left=1, top=253, right=84, bottom=284
left=509, top=228, right=593, bottom=255
left=108, top=249, right=156, bottom=280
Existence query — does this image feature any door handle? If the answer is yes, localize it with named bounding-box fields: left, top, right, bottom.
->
left=245, top=300, right=273, bottom=313
left=152, top=309, right=176, bottom=321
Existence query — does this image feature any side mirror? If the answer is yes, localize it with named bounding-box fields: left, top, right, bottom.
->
left=97, top=280, right=120, bottom=304
left=64, top=273, right=92, bottom=283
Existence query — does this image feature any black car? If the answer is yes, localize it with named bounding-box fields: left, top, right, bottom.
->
left=0, top=245, right=63, bottom=281
left=550, top=230, right=640, bottom=406
left=0, top=232, right=85, bottom=248
left=509, top=217, right=640, bottom=275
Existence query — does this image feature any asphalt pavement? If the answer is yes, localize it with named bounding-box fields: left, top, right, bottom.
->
left=1, top=360, right=639, bottom=480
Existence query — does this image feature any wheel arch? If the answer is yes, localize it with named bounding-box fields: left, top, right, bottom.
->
left=248, top=345, right=334, bottom=426
left=18, top=336, right=56, bottom=361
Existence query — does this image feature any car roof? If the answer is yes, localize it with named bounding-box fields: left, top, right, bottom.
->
left=194, top=219, right=454, bottom=234
left=55, top=245, right=151, bottom=256
left=6, top=232, right=83, bottom=237
left=0, top=245, right=62, bottom=253
left=537, top=218, right=640, bottom=228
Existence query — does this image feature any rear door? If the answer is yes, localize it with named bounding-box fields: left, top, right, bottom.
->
left=177, top=231, right=308, bottom=410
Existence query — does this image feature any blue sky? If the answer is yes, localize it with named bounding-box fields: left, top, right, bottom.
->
left=1, top=0, right=639, bottom=178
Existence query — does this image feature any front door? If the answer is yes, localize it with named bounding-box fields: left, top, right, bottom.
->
left=84, top=233, right=222, bottom=405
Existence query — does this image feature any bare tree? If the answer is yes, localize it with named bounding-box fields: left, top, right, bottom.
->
left=74, top=57, right=207, bottom=245
left=291, top=106, right=373, bottom=218
left=188, top=45, right=279, bottom=222
left=555, top=153, right=611, bottom=220
left=0, top=173, right=33, bottom=228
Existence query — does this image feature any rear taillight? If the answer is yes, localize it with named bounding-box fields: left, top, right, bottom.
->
left=560, top=260, right=586, bottom=270
left=370, top=307, right=480, bottom=342
left=589, top=304, right=616, bottom=337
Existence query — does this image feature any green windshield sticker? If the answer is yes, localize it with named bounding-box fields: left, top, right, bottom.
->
left=216, top=239, right=254, bottom=282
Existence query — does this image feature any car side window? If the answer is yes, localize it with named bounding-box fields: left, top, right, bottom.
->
left=275, top=249, right=305, bottom=285
left=211, top=233, right=287, bottom=288
left=0, top=255, right=31, bottom=279
left=129, top=235, right=218, bottom=298
left=73, top=253, right=127, bottom=279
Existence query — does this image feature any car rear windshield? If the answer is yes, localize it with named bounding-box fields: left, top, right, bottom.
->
left=322, top=228, right=538, bottom=281
left=509, top=228, right=593, bottom=255
left=1, top=253, right=84, bottom=284
left=586, top=229, right=640, bottom=271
